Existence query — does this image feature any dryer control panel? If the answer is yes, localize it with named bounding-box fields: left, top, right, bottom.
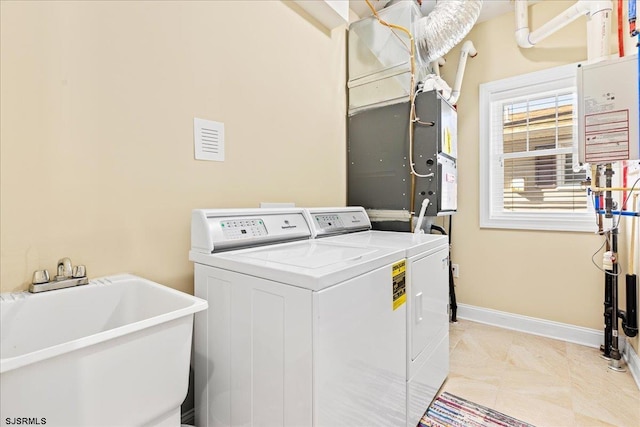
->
left=306, top=207, right=371, bottom=238
left=314, top=214, right=345, bottom=230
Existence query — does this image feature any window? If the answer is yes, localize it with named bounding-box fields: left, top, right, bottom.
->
left=479, top=64, right=595, bottom=232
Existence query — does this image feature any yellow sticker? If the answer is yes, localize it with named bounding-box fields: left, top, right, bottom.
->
left=392, top=260, right=406, bottom=310
left=444, top=128, right=452, bottom=154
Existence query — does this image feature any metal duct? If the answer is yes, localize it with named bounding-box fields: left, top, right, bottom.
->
left=416, top=0, right=483, bottom=63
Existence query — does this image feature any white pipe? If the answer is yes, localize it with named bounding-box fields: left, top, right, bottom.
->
left=413, top=198, right=430, bottom=234
left=430, top=57, right=446, bottom=77
left=586, top=5, right=611, bottom=60
left=448, top=40, right=477, bottom=105
left=514, top=0, right=612, bottom=60
left=514, top=0, right=534, bottom=47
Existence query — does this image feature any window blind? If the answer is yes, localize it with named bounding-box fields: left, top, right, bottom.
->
left=496, top=91, right=587, bottom=213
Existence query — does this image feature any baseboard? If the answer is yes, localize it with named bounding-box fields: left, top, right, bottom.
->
left=181, top=407, right=195, bottom=426
left=623, top=339, right=640, bottom=390
left=456, top=303, right=603, bottom=348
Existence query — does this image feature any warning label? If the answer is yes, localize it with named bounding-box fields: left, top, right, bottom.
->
left=443, top=127, right=452, bottom=155
left=392, top=260, right=406, bottom=310
left=584, top=109, right=630, bottom=163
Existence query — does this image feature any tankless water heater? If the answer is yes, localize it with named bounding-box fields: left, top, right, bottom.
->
left=578, top=54, right=639, bottom=164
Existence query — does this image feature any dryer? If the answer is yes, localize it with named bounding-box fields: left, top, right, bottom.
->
left=304, top=207, right=450, bottom=427
left=190, top=208, right=408, bottom=427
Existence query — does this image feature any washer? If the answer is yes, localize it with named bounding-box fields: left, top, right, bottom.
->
left=304, top=207, right=450, bottom=427
left=190, top=208, right=408, bottom=427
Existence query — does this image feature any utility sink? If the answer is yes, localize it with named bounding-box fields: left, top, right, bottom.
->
left=0, top=274, right=207, bottom=427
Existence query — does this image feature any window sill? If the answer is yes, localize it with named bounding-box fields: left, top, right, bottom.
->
left=480, top=213, right=597, bottom=233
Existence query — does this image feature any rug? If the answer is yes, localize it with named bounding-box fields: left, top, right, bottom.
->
left=419, top=392, right=535, bottom=427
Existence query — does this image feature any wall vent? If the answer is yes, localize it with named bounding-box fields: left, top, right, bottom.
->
left=194, top=117, right=224, bottom=161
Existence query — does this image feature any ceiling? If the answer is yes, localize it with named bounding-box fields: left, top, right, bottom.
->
left=349, top=0, right=516, bottom=23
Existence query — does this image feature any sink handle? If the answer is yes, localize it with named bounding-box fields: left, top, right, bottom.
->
left=32, top=269, right=50, bottom=285
left=73, top=265, right=87, bottom=278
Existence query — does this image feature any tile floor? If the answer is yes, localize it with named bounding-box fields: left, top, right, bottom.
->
left=441, top=320, right=640, bottom=427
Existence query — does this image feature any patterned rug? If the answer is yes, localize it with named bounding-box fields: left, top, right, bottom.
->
left=419, top=392, right=535, bottom=427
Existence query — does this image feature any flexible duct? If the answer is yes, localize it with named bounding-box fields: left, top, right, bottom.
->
left=416, top=0, right=483, bottom=64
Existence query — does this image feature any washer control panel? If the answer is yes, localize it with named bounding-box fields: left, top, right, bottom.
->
left=221, top=219, right=268, bottom=240
left=191, top=208, right=312, bottom=253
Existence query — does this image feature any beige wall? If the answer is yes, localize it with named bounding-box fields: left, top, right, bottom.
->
left=1, top=0, right=638, bottom=350
left=0, top=1, right=347, bottom=294
left=439, top=0, right=639, bottom=352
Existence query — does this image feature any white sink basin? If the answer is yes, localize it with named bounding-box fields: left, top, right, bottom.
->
left=0, top=274, right=207, bottom=427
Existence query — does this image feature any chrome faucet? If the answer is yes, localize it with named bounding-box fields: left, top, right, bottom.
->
left=56, top=257, right=73, bottom=279
left=30, top=257, right=88, bottom=293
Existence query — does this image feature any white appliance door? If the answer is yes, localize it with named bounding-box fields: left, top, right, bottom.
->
left=409, top=248, right=449, bottom=361
left=407, top=332, right=449, bottom=427
left=194, top=264, right=313, bottom=427
left=314, top=262, right=406, bottom=427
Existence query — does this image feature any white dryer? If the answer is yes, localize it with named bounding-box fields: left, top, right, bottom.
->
left=190, top=208, right=408, bottom=427
left=304, top=207, right=450, bottom=427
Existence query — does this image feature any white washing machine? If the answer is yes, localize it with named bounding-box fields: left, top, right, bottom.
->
left=304, top=207, right=450, bottom=427
left=190, top=208, right=408, bottom=427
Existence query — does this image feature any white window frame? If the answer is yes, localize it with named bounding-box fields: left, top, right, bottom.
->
left=479, top=63, right=596, bottom=232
